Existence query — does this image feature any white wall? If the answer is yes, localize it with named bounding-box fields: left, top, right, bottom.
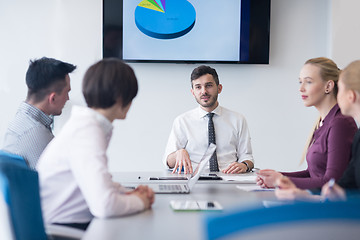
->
left=0, top=0, right=336, bottom=172
left=331, top=0, right=360, bottom=68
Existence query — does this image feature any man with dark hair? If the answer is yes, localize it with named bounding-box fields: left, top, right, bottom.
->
left=163, top=65, right=254, bottom=174
left=2, top=57, right=76, bottom=169
left=37, top=58, right=154, bottom=230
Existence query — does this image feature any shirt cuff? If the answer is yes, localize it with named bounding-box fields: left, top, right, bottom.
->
left=128, top=194, right=145, bottom=211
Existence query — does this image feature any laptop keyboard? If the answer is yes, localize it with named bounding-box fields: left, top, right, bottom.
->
left=159, top=184, right=183, bottom=191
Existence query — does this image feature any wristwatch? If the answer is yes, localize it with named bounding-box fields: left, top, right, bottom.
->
left=241, top=161, right=250, bottom=172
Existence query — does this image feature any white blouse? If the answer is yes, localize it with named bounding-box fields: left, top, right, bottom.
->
left=37, top=106, right=144, bottom=224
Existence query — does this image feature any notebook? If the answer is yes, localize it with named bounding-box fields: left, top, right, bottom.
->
left=148, top=143, right=216, bottom=194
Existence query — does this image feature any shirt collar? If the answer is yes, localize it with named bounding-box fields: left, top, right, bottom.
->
left=197, top=105, right=222, bottom=119
left=92, top=109, right=114, bottom=139
left=72, top=105, right=114, bottom=141
left=20, top=101, right=53, bottom=129
left=322, top=104, right=339, bottom=125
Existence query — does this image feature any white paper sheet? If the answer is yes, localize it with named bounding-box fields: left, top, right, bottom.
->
left=221, top=175, right=257, bottom=183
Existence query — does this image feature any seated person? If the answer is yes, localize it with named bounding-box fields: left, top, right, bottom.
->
left=275, top=60, right=360, bottom=201
left=163, top=65, right=254, bottom=174
left=37, top=59, right=154, bottom=230
left=2, top=57, right=76, bottom=169
left=257, top=58, right=357, bottom=189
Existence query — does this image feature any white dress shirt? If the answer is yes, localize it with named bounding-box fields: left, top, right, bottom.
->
left=37, top=106, right=144, bottom=224
left=163, top=105, right=254, bottom=171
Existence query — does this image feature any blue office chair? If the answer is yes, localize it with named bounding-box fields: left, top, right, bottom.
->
left=0, top=156, right=84, bottom=240
left=204, top=198, right=360, bottom=240
left=0, top=150, right=27, bottom=167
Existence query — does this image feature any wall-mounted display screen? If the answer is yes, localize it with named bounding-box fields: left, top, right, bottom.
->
left=103, top=0, right=271, bottom=64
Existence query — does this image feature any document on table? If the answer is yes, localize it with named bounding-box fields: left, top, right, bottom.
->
left=170, top=200, right=223, bottom=211
left=221, top=175, right=257, bottom=183
left=236, top=185, right=275, bottom=192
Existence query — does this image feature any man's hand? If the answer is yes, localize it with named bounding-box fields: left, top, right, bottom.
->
left=222, top=162, right=248, bottom=174
left=172, top=149, right=193, bottom=174
left=130, top=185, right=155, bottom=209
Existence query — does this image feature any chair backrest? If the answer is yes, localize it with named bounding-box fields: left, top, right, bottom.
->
left=0, top=150, right=27, bottom=168
left=204, top=198, right=360, bottom=240
left=0, top=189, right=15, bottom=240
left=0, top=160, right=47, bottom=240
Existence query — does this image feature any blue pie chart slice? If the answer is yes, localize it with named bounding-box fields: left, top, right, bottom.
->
left=135, top=0, right=196, bottom=39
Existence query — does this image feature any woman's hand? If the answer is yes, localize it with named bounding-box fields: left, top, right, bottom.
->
left=256, top=169, right=283, bottom=188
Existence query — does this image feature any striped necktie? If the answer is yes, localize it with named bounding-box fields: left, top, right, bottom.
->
left=207, top=113, right=219, bottom=172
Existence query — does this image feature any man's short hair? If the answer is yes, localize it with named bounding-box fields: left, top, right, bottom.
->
left=190, top=65, right=219, bottom=87
left=26, top=57, right=76, bottom=103
left=82, top=58, right=138, bottom=108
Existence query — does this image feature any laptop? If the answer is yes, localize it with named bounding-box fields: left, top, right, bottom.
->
left=148, top=143, right=216, bottom=194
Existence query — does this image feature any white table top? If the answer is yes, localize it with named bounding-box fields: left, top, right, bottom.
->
left=82, top=171, right=275, bottom=240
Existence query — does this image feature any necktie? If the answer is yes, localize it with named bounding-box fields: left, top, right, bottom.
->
left=207, top=113, right=219, bottom=172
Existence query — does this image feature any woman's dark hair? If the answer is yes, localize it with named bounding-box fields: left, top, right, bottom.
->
left=82, top=58, right=138, bottom=108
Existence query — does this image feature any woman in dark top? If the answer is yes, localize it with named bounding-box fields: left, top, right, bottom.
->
left=275, top=60, right=360, bottom=201
left=334, top=60, right=360, bottom=193
left=257, top=57, right=357, bottom=189
left=337, top=130, right=360, bottom=190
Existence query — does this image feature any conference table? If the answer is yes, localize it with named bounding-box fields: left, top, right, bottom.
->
left=82, top=171, right=276, bottom=240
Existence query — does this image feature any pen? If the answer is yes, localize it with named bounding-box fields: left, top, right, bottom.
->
left=322, top=178, right=335, bottom=202
left=328, top=178, right=335, bottom=190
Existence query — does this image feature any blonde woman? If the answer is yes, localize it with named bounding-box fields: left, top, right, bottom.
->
left=276, top=60, right=360, bottom=201
left=257, top=58, right=357, bottom=189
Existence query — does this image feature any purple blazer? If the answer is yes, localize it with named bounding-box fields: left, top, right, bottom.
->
left=282, top=104, right=357, bottom=189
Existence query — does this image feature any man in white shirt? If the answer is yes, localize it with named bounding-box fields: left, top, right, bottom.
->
left=37, top=59, right=154, bottom=230
left=163, top=65, right=254, bottom=174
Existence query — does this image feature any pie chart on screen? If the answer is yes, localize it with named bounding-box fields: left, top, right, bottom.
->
left=135, top=0, right=196, bottom=39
